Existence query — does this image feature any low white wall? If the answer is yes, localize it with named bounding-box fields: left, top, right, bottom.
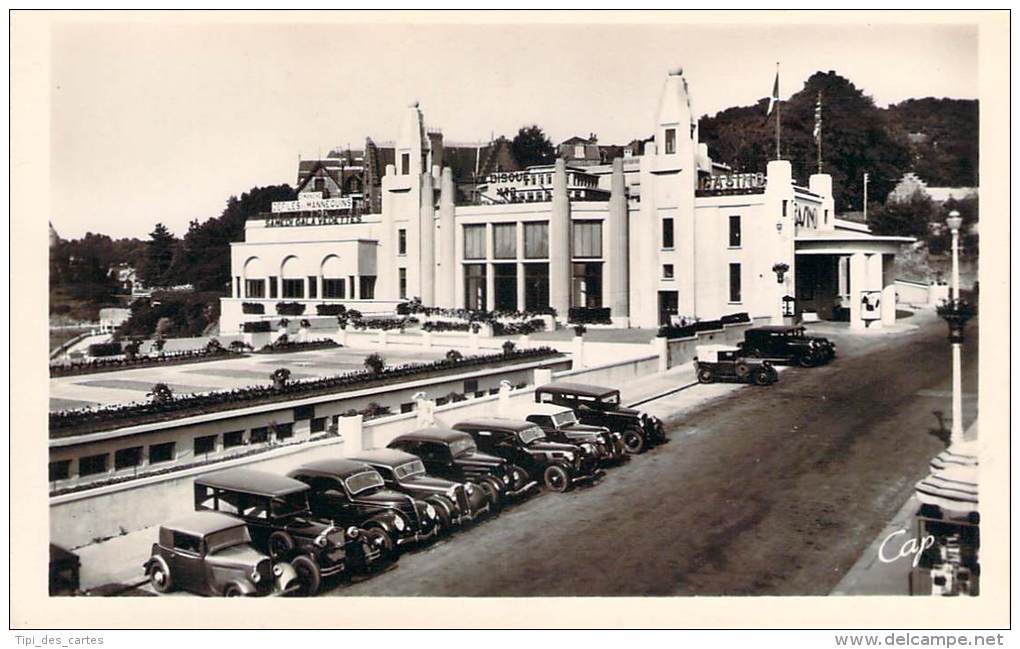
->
left=662, top=321, right=760, bottom=369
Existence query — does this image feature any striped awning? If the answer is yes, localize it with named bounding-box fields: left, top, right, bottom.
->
left=915, top=442, right=979, bottom=516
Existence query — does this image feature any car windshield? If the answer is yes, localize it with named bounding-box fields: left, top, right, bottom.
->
left=551, top=411, right=577, bottom=427
left=394, top=460, right=426, bottom=479
left=205, top=525, right=252, bottom=555
left=519, top=426, right=546, bottom=445
left=270, top=492, right=310, bottom=519
left=345, top=471, right=385, bottom=495
left=449, top=437, right=477, bottom=457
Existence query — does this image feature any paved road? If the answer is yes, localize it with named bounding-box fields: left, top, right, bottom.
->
left=326, top=313, right=977, bottom=596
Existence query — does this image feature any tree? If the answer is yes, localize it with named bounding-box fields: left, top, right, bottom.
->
left=138, top=223, right=179, bottom=286
left=511, top=125, right=556, bottom=168
left=869, top=191, right=936, bottom=240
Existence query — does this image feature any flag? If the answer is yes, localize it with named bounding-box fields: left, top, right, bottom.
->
left=813, top=92, right=822, bottom=142
left=766, top=70, right=779, bottom=115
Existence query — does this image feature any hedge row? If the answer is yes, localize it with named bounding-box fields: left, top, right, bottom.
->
left=567, top=307, right=612, bottom=325
left=491, top=319, right=547, bottom=336
left=49, top=347, right=562, bottom=437
left=242, top=302, right=265, bottom=314
left=255, top=339, right=341, bottom=354
left=656, top=312, right=752, bottom=339
left=50, top=347, right=244, bottom=377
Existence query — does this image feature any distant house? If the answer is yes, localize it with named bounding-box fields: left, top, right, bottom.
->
left=887, top=172, right=977, bottom=204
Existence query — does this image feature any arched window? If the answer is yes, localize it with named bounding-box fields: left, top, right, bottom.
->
left=243, top=257, right=266, bottom=298
left=280, top=256, right=304, bottom=299
left=320, top=255, right=345, bottom=299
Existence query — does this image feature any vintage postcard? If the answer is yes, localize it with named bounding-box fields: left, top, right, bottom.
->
left=10, top=9, right=1010, bottom=633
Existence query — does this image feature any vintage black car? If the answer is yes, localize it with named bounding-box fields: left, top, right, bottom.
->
left=737, top=325, right=836, bottom=367
left=453, top=418, right=604, bottom=493
left=388, top=426, right=537, bottom=511
left=511, top=402, right=628, bottom=466
left=534, top=382, right=667, bottom=454
left=694, top=344, right=779, bottom=385
left=287, top=459, right=439, bottom=555
left=144, top=511, right=300, bottom=597
left=349, top=448, right=492, bottom=531
left=193, top=468, right=385, bottom=595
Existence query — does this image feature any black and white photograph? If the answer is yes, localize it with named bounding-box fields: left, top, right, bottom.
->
left=10, top=8, right=1010, bottom=635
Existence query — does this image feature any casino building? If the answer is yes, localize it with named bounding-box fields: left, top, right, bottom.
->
left=221, top=69, right=912, bottom=333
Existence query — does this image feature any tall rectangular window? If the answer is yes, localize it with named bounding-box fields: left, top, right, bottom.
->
left=464, top=264, right=487, bottom=310
left=493, top=263, right=517, bottom=311
left=662, top=218, right=675, bottom=249
left=782, top=200, right=788, bottom=217
left=729, top=263, right=742, bottom=303
left=401, top=153, right=410, bottom=175
left=398, top=229, right=407, bottom=255
left=663, top=264, right=674, bottom=279
left=282, top=279, right=304, bottom=299
left=269, top=276, right=278, bottom=299
left=664, top=128, right=676, bottom=155
left=524, top=263, right=549, bottom=310
left=463, top=225, right=486, bottom=260
left=360, top=276, right=376, bottom=299
left=399, top=268, right=407, bottom=299
left=571, top=262, right=603, bottom=308
left=729, top=215, right=742, bottom=247
left=307, top=276, right=317, bottom=299
left=323, top=278, right=345, bottom=299
left=524, top=222, right=549, bottom=259
left=245, top=279, right=265, bottom=298
left=572, top=221, right=603, bottom=258
left=493, top=223, right=517, bottom=259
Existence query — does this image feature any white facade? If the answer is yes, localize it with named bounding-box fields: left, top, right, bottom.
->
left=221, top=69, right=911, bottom=333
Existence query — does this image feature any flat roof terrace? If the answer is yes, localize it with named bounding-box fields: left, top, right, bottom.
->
left=49, top=346, right=449, bottom=412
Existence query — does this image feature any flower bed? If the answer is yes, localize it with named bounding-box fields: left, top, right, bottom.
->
left=316, top=304, right=347, bottom=316
left=242, top=302, right=265, bottom=315
left=567, top=307, right=612, bottom=325
left=255, top=339, right=341, bottom=354
left=87, top=342, right=123, bottom=357
left=50, top=347, right=245, bottom=377
left=351, top=316, right=417, bottom=331
left=657, top=311, right=749, bottom=338
left=275, top=301, right=306, bottom=316
left=242, top=321, right=272, bottom=333
left=491, top=318, right=546, bottom=336
left=421, top=321, right=471, bottom=333
left=49, top=347, right=563, bottom=437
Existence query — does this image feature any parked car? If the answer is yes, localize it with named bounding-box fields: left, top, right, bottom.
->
left=144, top=511, right=300, bottom=597
left=694, top=344, right=779, bottom=385
left=388, top=426, right=537, bottom=511
left=348, top=448, right=492, bottom=531
left=453, top=418, right=604, bottom=493
left=193, top=468, right=385, bottom=595
left=287, top=459, right=439, bottom=556
left=510, top=402, right=628, bottom=466
left=737, top=325, right=836, bottom=367
left=534, top=382, right=667, bottom=454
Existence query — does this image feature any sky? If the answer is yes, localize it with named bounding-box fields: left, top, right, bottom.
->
left=49, top=18, right=978, bottom=240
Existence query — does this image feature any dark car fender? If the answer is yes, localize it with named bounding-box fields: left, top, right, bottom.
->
left=219, top=578, right=258, bottom=597
left=143, top=551, right=168, bottom=576
left=363, top=510, right=402, bottom=536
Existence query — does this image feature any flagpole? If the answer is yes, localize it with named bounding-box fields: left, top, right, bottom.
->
left=775, top=62, right=781, bottom=160
left=817, top=92, right=822, bottom=173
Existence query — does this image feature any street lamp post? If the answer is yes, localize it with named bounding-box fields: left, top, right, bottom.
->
left=937, top=211, right=973, bottom=447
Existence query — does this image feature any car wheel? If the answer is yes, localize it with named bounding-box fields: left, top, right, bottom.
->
left=543, top=464, right=571, bottom=493
left=268, top=531, right=295, bottom=560
left=753, top=370, right=773, bottom=386
left=223, top=584, right=243, bottom=597
left=365, top=527, right=395, bottom=558
left=697, top=368, right=714, bottom=384
left=623, top=427, right=646, bottom=454
left=291, top=555, right=321, bottom=597
left=148, top=559, right=173, bottom=594
left=479, top=478, right=504, bottom=511
left=734, top=362, right=752, bottom=380
left=798, top=354, right=816, bottom=368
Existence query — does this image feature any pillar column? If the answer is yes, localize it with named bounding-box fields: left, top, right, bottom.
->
left=339, top=414, right=364, bottom=452
left=549, top=158, right=571, bottom=319
left=516, top=223, right=526, bottom=311
left=419, top=172, right=436, bottom=305
left=866, top=252, right=883, bottom=328
left=849, top=252, right=867, bottom=330
left=438, top=167, right=456, bottom=307
left=880, top=253, right=897, bottom=327
left=608, top=158, right=629, bottom=326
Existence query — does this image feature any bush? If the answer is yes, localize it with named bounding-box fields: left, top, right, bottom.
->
left=568, top=307, right=612, bottom=325
left=657, top=324, right=697, bottom=339
left=491, top=319, right=546, bottom=336
left=242, top=321, right=271, bottom=333
left=445, top=349, right=464, bottom=362
left=256, top=339, right=339, bottom=354
left=353, top=317, right=414, bottom=331
left=229, top=340, right=253, bottom=353
left=275, top=302, right=306, bottom=316
left=88, top=342, right=122, bottom=357
left=720, top=312, right=751, bottom=325
left=316, top=304, right=347, bottom=316
left=50, top=345, right=243, bottom=377
left=422, top=321, right=471, bottom=333
left=364, top=353, right=385, bottom=374
left=118, top=291, right=222, bottom=339
left=205, top=338, right=223, bottom=353
left=147, top=383, right=173, bottom=405
left=693, top=319, right=723, bottom=332
left=502, top=340, right=517, bottom=355
left=242, top=302, right=265, bottom=314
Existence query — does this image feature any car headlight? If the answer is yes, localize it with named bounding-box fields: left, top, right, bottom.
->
left=464, top=483, right=475, bottom=495
left=346, top=526, right=360, bottom=539
left=581, top=443, right=596, bottom=455
left=250, top=569, right=261, bottom=583
left=393, top=514, right=406, bottom=531
left=502, top=475, right=511, bottom=485
left=273, top=565, right=283, bottom=577
left=561, top=452, right=575, bottom=462
left=425, top=503, right=436, bottom=519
